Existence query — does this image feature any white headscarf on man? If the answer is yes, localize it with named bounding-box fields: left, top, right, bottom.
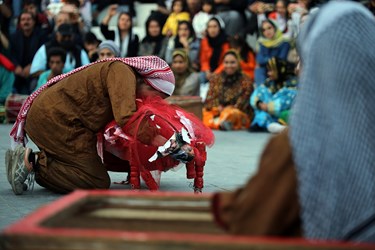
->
left=290, top=1, right=375, bottom=242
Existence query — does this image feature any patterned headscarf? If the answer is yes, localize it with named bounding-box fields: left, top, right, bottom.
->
left=258, top=19, right=286, bottom=48
left=10, top=56, right=175, bottom=145
left=290, top=1, right=375, bottom=242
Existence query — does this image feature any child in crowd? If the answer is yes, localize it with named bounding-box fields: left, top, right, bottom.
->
left=162, top=0, right=190, bottom=37
left=83, top=32, right=101, bottom=62
left=192, top=0, right=215, bottom=39
left=268, top=0, right=292, bottom=39
left=34, top=47, right=67, bottom=92
left=165, top=20, right=200, bottom=71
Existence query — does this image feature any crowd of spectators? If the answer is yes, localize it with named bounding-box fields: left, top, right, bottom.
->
left=0, top=0, right=374, bottom=131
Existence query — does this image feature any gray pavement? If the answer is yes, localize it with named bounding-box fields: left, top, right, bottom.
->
left=0, top=123, right=270, bottom=230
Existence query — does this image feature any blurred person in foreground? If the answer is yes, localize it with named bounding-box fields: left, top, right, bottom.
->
left=211, top=0, right=375, bottom=243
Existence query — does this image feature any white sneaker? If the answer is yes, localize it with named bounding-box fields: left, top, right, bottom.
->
left=267, top=122, right=287, bottom=134
left=7, top=145, right=35, bottom=195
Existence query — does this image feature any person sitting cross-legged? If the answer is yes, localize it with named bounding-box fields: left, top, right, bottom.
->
left=249, top=57, right=298, bottom=133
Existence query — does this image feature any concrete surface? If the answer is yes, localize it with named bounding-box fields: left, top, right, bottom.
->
left=0, top=123, right=270, bottom=230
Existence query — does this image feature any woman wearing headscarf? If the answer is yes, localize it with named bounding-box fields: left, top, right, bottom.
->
left=6, top=56, right=175, bottom=195
left=165, top=20, right=200, bottom=71
left=254, top=18, right=290, bottom=86
left=210, top=1, right=375, bottom=243
left=203, top=50, right=253, bottom=131
left=171, top=49, right=200, bottom=96
left=138, top=17, right=168, bottom=59
left=100, top=4, right=139, bottom=57
left=250, top=57, right=298, bottom=132
left=97, top=40, right=121, bottom=60
left=199, top=16, right=230, bottom=84
left=214, top=35, right=256, bottom=79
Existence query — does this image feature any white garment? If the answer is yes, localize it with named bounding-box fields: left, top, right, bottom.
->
left=192, top=11, right=213, bottom=39
left=114, top=29, right=130, bottom=57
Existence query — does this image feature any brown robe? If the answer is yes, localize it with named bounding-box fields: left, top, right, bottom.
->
left=24, top=61, right=147, bottom=193
left=212, top=130, right=302, bottom=236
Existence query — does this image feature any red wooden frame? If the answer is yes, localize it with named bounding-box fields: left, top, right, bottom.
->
left=1, top=190, right=374, bottom=250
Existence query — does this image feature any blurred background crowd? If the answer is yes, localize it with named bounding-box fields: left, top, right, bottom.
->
left=0, top=0, right=374, bottom=132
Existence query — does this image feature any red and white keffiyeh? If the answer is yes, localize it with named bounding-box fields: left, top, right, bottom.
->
left=9, top=56, right=175, bottom=145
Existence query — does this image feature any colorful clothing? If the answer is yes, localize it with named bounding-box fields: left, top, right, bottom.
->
left=99, top=97, right=214, bottom=191
left=203, top=71, right=254, bottom=130
left=255, top=19, right=290, bottom=86
left=34, top=69, right=69, bottom=92
left=162, top=12, right=190, bottom=36
left=0, top=66, right=14, bottom=104
left=250, top=77, right=297, bottom=129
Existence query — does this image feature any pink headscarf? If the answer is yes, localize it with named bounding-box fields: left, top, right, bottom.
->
left=10, top=56, right=175, bottom=145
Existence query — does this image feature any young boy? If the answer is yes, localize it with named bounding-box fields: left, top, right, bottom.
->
left=34, top=47, right=67, bottom=91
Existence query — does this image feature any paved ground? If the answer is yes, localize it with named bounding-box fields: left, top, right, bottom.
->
left=0, top=123, right=270, bottom=230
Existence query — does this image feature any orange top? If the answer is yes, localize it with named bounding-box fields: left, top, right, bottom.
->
left=199, top=37, right=230, bottom=72
left=214, top=52, right=256, bottom=79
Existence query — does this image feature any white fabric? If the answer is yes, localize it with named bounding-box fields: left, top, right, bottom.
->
left=114, top=28, right=130, bottom=57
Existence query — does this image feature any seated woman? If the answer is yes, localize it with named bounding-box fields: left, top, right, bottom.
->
left=214, top=35, right=256, bottom=79
left=250, top=57, right=298, bottom=133
left=162, top=0, right=190, bottom=37
left=165, top=20, right=200, bottom=71
left=203, top=50, right=254, bottom=131
left=138, top=17, right=168, bottom=59
left=254, top=19, right=290, bottom=86
left=170, top=49, right=200, bottom=96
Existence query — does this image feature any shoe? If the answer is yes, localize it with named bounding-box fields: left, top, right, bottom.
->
left=267, top=122, right=287, bottom=134
left=5, top=149, right=13, bottom=184
left=8, top=145, right=35, bottom=195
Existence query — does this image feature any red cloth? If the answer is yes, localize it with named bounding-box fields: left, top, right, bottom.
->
left=0, top=53, right=15, bottom=71
left=99, top=97, right=215, bottom=190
